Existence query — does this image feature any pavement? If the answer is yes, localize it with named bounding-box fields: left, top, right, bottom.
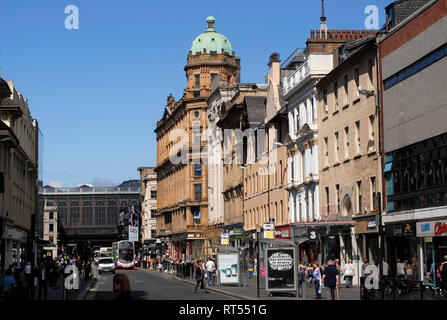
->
left=139, top=267, right=362, bottom=300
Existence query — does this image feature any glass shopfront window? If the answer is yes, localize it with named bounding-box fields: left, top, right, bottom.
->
left=421, top=237, right=435, bottom=286
left=385, top=133, right=447, bottom=212
left=386, top=236, right=419, bottom=281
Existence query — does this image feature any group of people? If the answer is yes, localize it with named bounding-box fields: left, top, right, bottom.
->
left=0, top=254, right=93, bottom=300
left=192, top=257, right=217, bottom=293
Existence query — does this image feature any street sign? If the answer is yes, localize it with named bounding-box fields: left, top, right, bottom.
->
left=221, top=233, right=229, bottom=246
left=263, top=223, right=274, bottom=239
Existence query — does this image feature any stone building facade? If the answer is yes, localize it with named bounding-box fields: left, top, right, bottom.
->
left=316, top=34, right=382, bottom=285
left=0, top=79, right=38, bottom=269
left=155, top=17, right=240, bottom=261
left=138, top=167, right=157, bottom=243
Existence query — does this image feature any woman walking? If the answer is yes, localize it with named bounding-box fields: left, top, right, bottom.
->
left=309, top=262, right=322, bottom=299
left=343, top=259, right=355, bottom=288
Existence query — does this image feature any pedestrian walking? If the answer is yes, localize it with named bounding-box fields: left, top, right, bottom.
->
left=0, top=269, right=16, bottom=300
left=193, top=260, right=208, bottom=293
left=205, top=257, right=215, bottom=286
left=37, top=263, right=49, bottom=300
left=343, top=259, right=355, bottom=288
left=322, top=260, right=340, bottom=300
left=335, top=259, right=342, bottom=288
left=113, top=274, right=132, bottom=300
left=307, top=263, right=313, bottom=287
left=298, top=261, right=306, bottom=292
left=247, top=260, right=254, bottom=280
left=309, top=262, right=321, bottom=299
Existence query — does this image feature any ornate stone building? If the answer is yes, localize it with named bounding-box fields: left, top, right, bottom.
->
left=155, top=17, right=240, bottom=261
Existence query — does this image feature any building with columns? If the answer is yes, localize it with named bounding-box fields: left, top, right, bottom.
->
left=155, top=16, right=240, bottom=261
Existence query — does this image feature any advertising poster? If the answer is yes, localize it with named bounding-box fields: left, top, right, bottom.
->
left=265, top=248, right=296, bottom=292
left=217, top=253, right=239, bottom=285
left=128, top=205, right=139, bottom=242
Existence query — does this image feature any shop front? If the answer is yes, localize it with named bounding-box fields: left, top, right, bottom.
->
left=3, top=225, right=29, bottom=266
left=384, top=222, right=419, bottom=281
left=417, top=219, right=447, bottom=287
left=292, top=225, right=319, bottom=265
left=354, top=216, right=379, bottom=265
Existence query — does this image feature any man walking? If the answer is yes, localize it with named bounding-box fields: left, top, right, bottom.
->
left=205, top=257, right=215, bottom=287
left=322, top=260, right=340, bottom=300
left=193, top=260, right=208, bottom=293
left=37, top=263, right=49, bottom=300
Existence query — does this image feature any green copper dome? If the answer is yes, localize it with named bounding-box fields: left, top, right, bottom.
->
left=190, top=17, right=233, bottom=56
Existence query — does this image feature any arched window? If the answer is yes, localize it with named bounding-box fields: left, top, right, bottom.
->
left=58, top=202, right=67, bottom=227
left=95, top=201, right=105, bottom=226
left=70, top=202, right=80, bottom=227
left=108, top=201, right=118, bottom=226
left=83, top=201, right=92, bottom=226
left=46, top=200, right=55, bottom=206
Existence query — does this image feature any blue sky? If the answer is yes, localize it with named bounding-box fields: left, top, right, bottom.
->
left=0, top=0, right=390, bottom=187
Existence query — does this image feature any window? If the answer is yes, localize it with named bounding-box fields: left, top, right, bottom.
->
left=355, top=121, right=361, bottom=154
left=336, top=184, right=340, bottom=213
left=326, top=187, right=330, bottom=215
left=83, top=201, right=92, bottom=226
left=344, top=126, right=350, bottom=158
left=49, top=223, right=53, bottom=232
left=193, top=210, right=201, bottom=224
left=192, top=127, right=201, bottom=144
left=49, top=212, right=54, bottom=220
left=357, top=181, right=362, bottom=213
left=194, top=184, right=202, bottom=201
left=334, top=81, right=339, bottom=109
left=70, top=202, right=80, bottom=227
left=194, top=74, right=200, bottom=87
left=95, top=201, right=106, bottom=226
left=368, top=59, right=374, bottom=89
left=151, top=190, right=157, bottom=199
left=49, top=236, right=54, bottom=243
left=343, top=74, right=349, bottom=105
left=370, top=177, right=378, bottom=212
left=58, top=202, right=67, bottom=227
left=368, top=115, right=375, bottom=151
left=194, top=163, right=202, bottom=176
left=324, top=137, right=329, bottom=166
left=108, top=201, right=118, bottom=226
left=323, top=89, right=328, bottom=114
left=334, top=132, right=340, bottom=163
left=151, top=209, right=156, bottom=219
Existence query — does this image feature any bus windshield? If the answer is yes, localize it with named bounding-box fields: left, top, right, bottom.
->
left=118, top=242, right=134, bottom=262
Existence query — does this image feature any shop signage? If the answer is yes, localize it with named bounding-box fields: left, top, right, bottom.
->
left=265, top=248, right=296, bottom=292
left=274, top=226, right=291, bottom=239
left=367, top=219, right=377, bottom=231
left=385, top=223, right=416, bottom=237
left=5, top=226, right=27, bottom=241
left=417, top=220, right=447, bottom=237
left=233, top=228, right=243, bottom=239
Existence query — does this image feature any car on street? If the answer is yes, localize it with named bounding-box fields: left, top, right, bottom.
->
left=98, top=257, right=115, bottom=274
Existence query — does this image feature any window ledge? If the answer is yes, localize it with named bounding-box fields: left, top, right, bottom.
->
left=367, top=149, right=377, bottom=157
left=323, top=165, right=329, bottom=172
left=343, top=157, right=351, bottom=163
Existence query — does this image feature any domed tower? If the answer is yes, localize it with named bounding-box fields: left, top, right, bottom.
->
left=185, top=16, right=240, bottom=98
